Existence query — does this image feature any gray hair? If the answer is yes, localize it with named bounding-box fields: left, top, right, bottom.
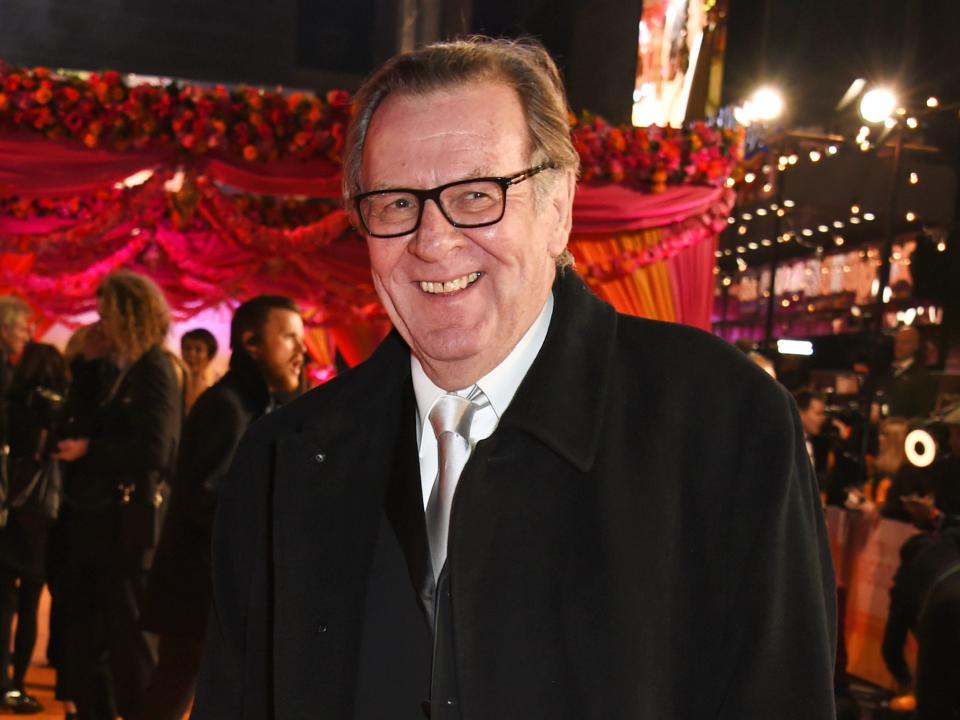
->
left=343, top=36, right=579, bottom=268
left=0, top=295, right=30, bottom=329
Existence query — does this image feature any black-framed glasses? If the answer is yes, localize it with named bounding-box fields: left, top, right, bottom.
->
left=352, top=163, right=553, bottom=238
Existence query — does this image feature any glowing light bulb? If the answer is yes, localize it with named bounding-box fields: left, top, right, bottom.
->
left=860, top=89, right=897, bottom=122
left=749, top=87, right=785, bottom=121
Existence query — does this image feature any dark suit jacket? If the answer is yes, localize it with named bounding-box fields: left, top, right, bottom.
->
left=142, top=352, right=271, bottom=636
left=882, top=527, right=960, bottom=690
left=193, top=272, right=836, bottom=720
left=881, top=361, right=937, bottom=420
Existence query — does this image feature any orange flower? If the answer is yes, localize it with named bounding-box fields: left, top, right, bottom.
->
left=0, top=93, right=7, bottom=111
left=286, top=92, right=304, bottom=111
left=242, top=144, right=258, bottom=161
left=606, top=129, right=627, bottom=152
left=34, top=86, right=53, bottom=104
left=83, top=133, right=98, bottom=148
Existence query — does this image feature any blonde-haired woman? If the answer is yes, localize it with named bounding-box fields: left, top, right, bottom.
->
left=57, top=270, right=181, bottom=720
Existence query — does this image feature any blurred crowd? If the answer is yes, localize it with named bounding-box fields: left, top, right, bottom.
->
left=744, top=328, right=960, bottom=720
left=0, top=272, right=307, bottom=720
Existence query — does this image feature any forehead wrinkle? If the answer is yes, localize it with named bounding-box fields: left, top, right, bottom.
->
left=366, top=164, right=494, bottom=192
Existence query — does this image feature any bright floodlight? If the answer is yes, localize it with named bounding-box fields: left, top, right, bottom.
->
left=750, top=87, right=784, bottom=122
left=777, top=339, right=813, bottom=356
left=859, top=88, right=897, bottom=123
left=905, top=428, right=937, bottom=468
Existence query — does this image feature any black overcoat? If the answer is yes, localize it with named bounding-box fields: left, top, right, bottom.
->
left=142, top=353, right=271, bottom=636
left=193, top=272, right=836, bottom=720
left=63, top=344, right=181, bottom=573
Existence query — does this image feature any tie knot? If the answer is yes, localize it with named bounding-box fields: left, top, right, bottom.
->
left=428, top=387, right=487, bottom=440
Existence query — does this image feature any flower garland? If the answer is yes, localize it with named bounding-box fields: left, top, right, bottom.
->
left=1, top=61, right=742, bottom=194
left=0, top=62, right=352, bottom=163
left=572, top=114, right=743, bottom=192
left=574, top=189, right=735, bottom=282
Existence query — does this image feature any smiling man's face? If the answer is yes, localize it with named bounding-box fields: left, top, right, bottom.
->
left=360, top=80, right=573, bottom=389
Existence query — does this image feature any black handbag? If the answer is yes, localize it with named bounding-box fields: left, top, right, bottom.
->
left=11, top=456, right=63, bottom=524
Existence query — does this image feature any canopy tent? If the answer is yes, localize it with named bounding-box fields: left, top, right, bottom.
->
left=0, top=63, right=739, bottom=370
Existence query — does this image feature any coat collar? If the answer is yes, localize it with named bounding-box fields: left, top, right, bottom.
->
left=496, top=270, right=617, bottom=473
left=222, top=350, right=272, bottom=415
left=298, top=270, right=616, bottom=473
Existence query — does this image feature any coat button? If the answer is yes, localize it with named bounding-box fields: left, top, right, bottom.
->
left=444, top=698, right=457, bottom=707
left=317, top=623, right=328, bottom=633
left=314, top=452, right=326, bottom=463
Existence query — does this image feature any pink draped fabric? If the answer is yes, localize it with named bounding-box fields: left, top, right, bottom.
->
left=0, top=134, right=168, bottom=197
left=0, top=133, right=345, bottom=199
left=666, top=234, right=718, bottom=331
left=572, top=183, right=726, bottom=234
left=201, top=157, right=342, bottom=198
left=0, top=216, right=77, bottom=234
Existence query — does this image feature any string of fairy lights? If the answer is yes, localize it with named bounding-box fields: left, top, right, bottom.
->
left=714, top=91, right=952, bottom=297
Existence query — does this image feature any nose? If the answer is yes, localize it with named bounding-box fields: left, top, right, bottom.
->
left=408, top=199, right=464, bottom=262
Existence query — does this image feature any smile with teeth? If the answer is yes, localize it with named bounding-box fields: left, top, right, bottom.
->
left=419, top=272, right=481, bottom=295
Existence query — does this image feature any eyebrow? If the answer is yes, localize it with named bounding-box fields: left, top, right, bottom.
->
left=365, top=166, right=493, bottom=192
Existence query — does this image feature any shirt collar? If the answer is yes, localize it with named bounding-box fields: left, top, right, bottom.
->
left=411, top=292, right=554, bottom=440
left=893, top=357, right=915, bottom=374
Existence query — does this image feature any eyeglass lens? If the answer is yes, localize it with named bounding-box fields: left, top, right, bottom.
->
left=359, top=179, right=505, bottom=236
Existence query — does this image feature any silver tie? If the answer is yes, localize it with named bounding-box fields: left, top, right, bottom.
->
left=425, top=386, right=488, bottom=582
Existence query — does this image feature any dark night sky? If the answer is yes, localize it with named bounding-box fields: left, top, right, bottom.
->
left=723, top=0, right=960, bottom=130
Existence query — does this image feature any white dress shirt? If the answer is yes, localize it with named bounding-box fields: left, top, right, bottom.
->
left=411, top=293, right=554, bottom=508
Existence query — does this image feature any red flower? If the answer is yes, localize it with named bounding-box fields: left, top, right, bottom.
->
left=242, top=145, right=258, bottom=161
left=64, top=112, right=84, bottom=134
left=325, top=90, right=350, bottom=107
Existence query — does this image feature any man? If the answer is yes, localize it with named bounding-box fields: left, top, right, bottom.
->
left=136, top=297, right=304, bottom=720
left=797, top=390, right=828, bottom=470
left=882, top=524, right=960, bottom=719
left=881, top=326, right=937, bottom=420
left=194, top=38, right=835, bottom=719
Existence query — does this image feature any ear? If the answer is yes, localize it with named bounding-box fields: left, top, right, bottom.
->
left=241, top=329, right=259, bottom=358
left=545, top=169, right=576, bottom=258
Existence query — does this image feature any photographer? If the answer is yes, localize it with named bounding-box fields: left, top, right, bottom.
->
left=0, top=341, right=67, bottom=713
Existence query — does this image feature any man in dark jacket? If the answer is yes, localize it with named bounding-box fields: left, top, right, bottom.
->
left=135, top=296, right=305, bottom=720
left=882, top=525, right=960, bottom=719
left=881, top=326, right=937, bottom=420
left=193, top=38, right=836, bottom=720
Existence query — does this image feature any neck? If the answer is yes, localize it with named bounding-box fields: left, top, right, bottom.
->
left=416, top=353, right=505, bottom=393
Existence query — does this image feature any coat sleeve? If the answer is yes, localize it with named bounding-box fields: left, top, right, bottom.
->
left=191, top=424, right=274, bottom=720
left=715, top=381, right=837, bottom=719
left=174, top=390, right=248, bottom=534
